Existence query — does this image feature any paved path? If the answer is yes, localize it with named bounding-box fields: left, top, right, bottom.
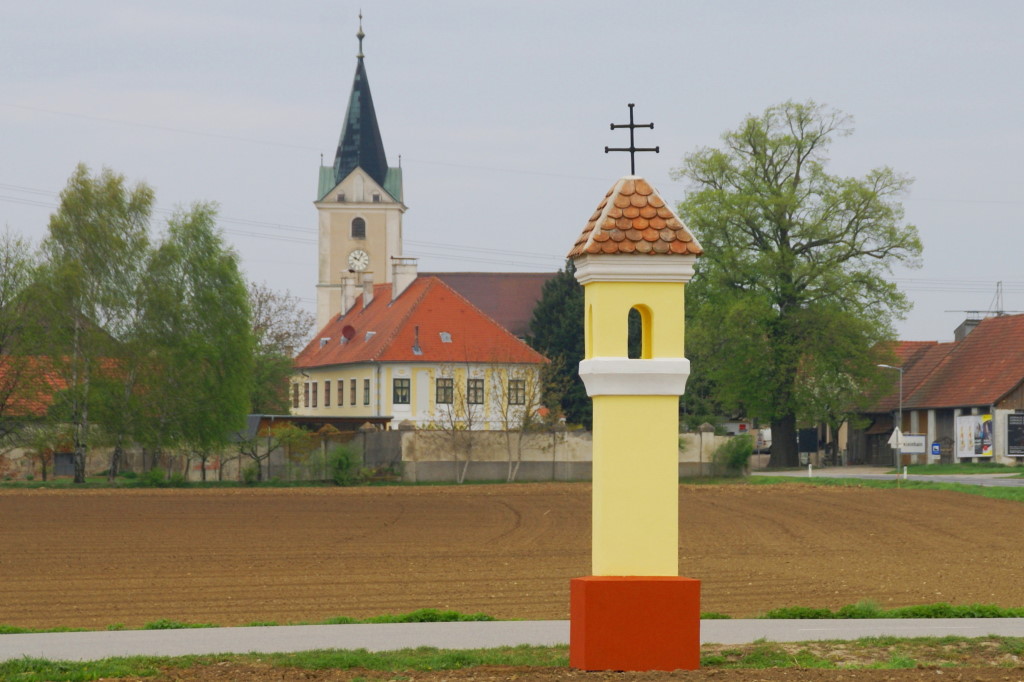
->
left=753, top=466, right=1024, bottom=487
left=4, top=619, right=1024, bottom=662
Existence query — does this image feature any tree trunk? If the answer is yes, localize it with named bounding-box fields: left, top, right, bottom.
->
left=108, top=443, right=122, bottom=482
left=768, top=414, right=799, bottom=468
left=73, top=445, right=86, bottom=483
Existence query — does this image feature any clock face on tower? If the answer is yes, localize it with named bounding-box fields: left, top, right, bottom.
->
left=347, top=249, right=370, bottom=272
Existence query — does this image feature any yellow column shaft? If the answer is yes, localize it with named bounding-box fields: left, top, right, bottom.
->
left=591, top=394, right=679, bottom=576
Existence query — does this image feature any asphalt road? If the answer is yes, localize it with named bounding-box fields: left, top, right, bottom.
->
left=5, top=618, right=1024, bottom=662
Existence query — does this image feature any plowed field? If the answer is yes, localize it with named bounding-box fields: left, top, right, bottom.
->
left=3, top=482, right=1024, bottom=630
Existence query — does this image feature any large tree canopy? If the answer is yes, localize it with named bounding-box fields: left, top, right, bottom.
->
left=673, top=101, right=922, bottom=465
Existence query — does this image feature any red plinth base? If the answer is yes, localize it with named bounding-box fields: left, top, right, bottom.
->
left=570, top=575, right=701, bottom=671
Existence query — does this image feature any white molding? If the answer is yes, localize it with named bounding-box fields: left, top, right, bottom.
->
left=573, top=254, right=697, bottom=285
left=578, top=357, right=690, bottom=396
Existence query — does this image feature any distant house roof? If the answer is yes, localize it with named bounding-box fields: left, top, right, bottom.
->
left=0, top=357, right=68, bottom=418
left=294, top=276, right=547, bottom=369
left=869, top=315, right=1024, bottom=412
left=568, top=176, right=702, bottom=258
left=422, top=272, right=556, bottom=339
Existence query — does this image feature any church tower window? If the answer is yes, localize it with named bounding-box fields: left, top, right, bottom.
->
left=351, top=217, right=366, bottom=239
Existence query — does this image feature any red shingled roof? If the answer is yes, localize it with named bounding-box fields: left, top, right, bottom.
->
left=422, top=272, right=555, bottom=339
left=294, top=276, right=547, bottom=369
left=869, top=315, right=1024, bottom=412
left=0, top=356, right=68, bottom=418
left=908, top=315, right=1024, bottom=409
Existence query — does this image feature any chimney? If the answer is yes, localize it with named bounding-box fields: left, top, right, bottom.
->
left=362, top=272, right=375, bottom=309
left=392, top=257, right=418, bottom=300
left=340, top=274, right=358, bottom=316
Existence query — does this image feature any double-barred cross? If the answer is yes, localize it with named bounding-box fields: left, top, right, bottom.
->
left=605, top=103, right=659, bottom=175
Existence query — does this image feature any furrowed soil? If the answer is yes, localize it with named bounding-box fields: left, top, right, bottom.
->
left=4, top=482, right=1024, bottom=680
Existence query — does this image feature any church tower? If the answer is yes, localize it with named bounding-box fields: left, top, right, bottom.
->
left=315, top=16, right=406, bottom=330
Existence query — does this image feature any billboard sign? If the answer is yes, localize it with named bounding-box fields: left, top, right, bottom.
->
left=955, top=414, right=993, bottom=458
left=1008, top=413, right=1024, bottom=457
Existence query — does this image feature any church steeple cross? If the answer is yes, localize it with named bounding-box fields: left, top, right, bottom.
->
left=605, top=103, right=659, bottom=175
left=356, top=11, right=365, bottom=58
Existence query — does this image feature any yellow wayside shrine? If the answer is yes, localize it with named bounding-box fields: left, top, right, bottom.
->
left=567, top=175, right=704, bottom=672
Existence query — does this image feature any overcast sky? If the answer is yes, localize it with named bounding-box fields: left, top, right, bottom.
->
left=2, top=1, right=1022, bottom=342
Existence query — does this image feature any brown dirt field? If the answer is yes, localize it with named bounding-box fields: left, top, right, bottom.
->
left=3, top=482, right=1024, bottom=630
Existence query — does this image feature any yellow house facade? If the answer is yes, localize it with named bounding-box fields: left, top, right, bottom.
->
left=292, top=275, right=547, bottom=430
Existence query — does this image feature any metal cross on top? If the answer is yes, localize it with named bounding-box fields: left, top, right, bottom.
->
left=605, top=103, right=660, bottom=175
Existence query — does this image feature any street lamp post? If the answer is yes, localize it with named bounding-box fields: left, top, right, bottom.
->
left=877, top=364, right=904, bottom=468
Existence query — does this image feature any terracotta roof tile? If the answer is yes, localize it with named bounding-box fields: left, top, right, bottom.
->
left=867, top=315, right=1024, bottom=412
left=295, top=276, right=547, bottom=369
left=568, top=176, right=703, bottom=258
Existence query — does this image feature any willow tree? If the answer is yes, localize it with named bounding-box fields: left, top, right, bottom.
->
left=673, top=101, right=922, bottom=466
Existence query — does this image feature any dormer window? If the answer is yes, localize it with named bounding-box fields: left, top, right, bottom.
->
left=351, top=217, right=366, bottom=239
left=439, top=332, right=452, bottom=343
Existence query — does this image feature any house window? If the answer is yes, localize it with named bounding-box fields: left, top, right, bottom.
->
left=304, top=382, right=310, bottom=408
left=509, top=379, right=526, bottom=405
left=372, top=192, right=381, bottom=203
left=292, top=383, right=299, bottom=409
left=436, top=378, right=453, bottom=405
left=325, top=380, right=331, bottom=407
left=312, top=382, right=318, bottom=408
left=351, top=217, right=366, bottom=239
left=363, top=378, right=371, bottom=405
left=350, top=378, right=357, bottom=405
left=467, top=379, right=484, bottom=405
left=439, top=332, right=452, bottom=343
left=393, top=378, right=410, bottom=404
left=336, top=192, right=345, bottom=202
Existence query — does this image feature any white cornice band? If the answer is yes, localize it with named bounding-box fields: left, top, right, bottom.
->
left=573, top=254, right=697, bottom=285
left=579, top=357, right=691, bottom=396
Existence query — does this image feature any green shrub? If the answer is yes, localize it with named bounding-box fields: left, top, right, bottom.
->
left=327, top=445, right=363, bottom=486
left=140, top=467, right=167, bottom=488
left=241, top=465, right=260, bottom=485
left=711, top=434, right=754, bottom=476
left=168, top=471, right=188, bottom=487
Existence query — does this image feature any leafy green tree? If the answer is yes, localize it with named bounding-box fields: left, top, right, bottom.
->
left=36, top=164, right=155, bottom=482
left=673, top=101, right=922, bottom=466
left=527, top=260, right=589, bottom=428
left=247, top=282, right=314, bottom=414
left=140, top=203, right=254, bottom=469
left=0, top=230, right=38, bottom=443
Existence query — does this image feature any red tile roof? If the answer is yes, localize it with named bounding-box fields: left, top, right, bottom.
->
left=421, top=272, right=556, bottom=339
left=568, top=176, right=702, bottom=258
left=294, top=276, right=547, bottom=369
left=869, top=315, right=1024, bottom=412
left=908, top=315, right=1024, bottom=409
left=0, top=356, right=68, bottom=418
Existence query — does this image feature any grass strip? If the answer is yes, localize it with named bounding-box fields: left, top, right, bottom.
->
left=6, top=636, right=1024, bottom=679
left=761, top=600, right=1024, bottom=619
left=748, top=474, right=1024, bottom=503
left=0, top=609, right=495, bottom=635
